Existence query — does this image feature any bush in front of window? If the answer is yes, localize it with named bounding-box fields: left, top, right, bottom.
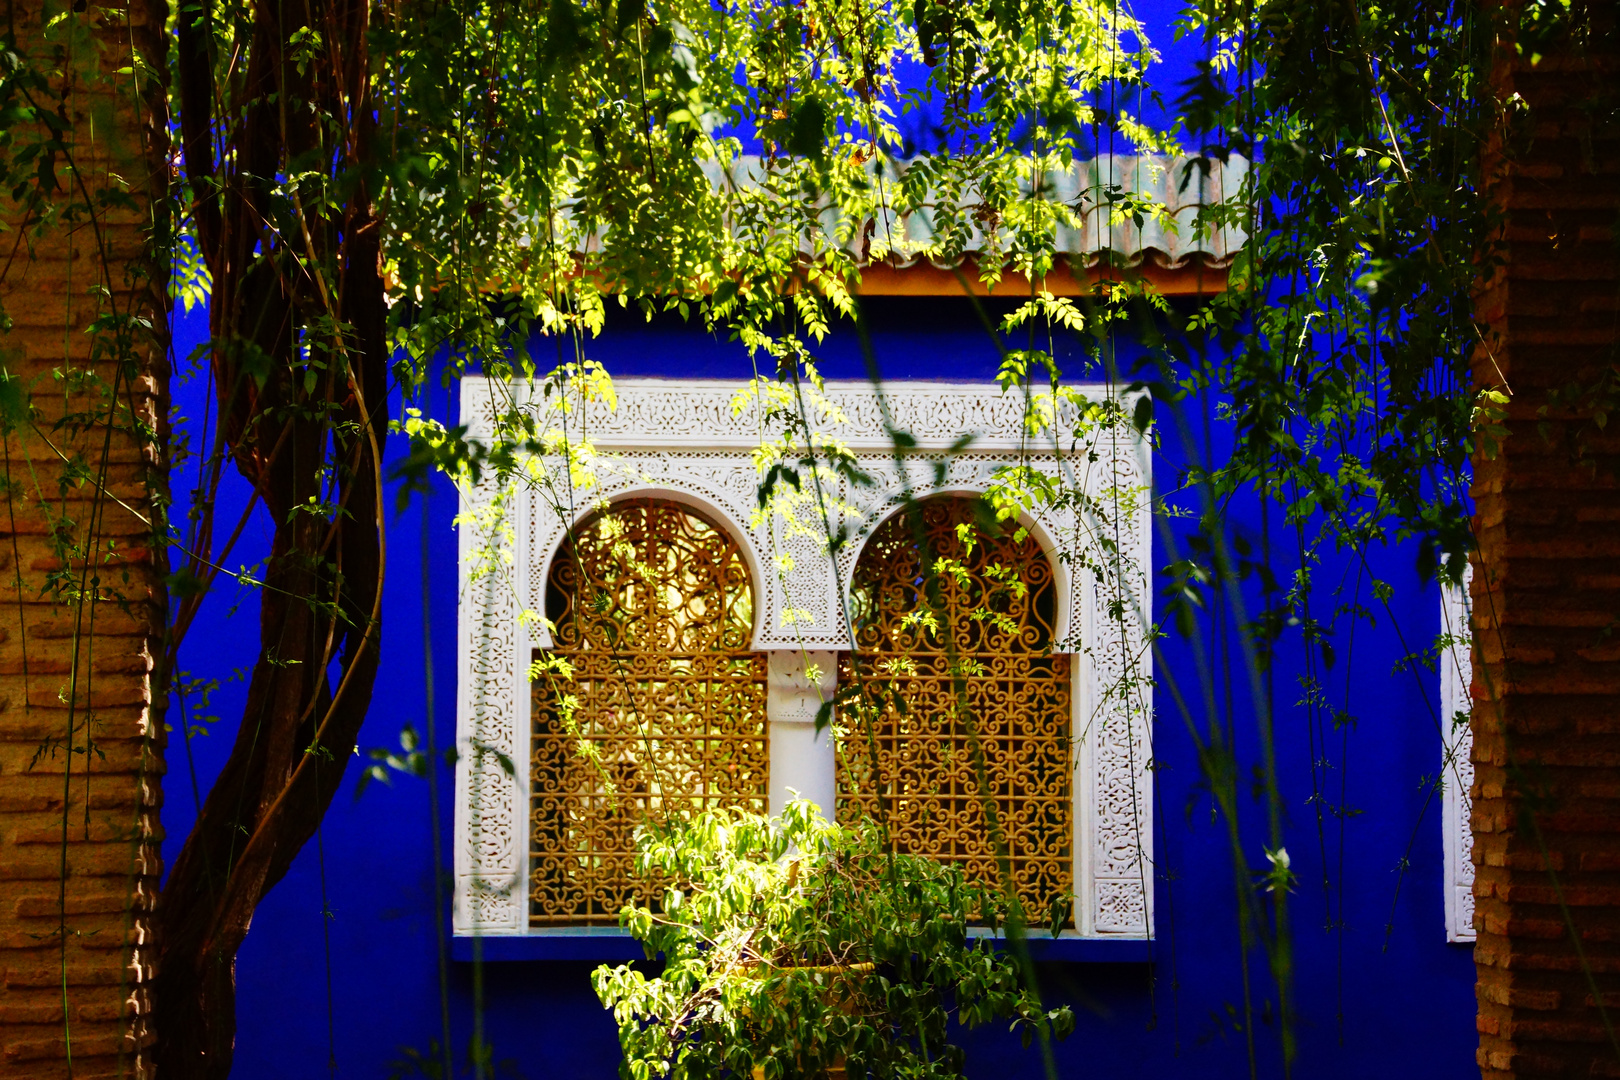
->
left=592, top=798, right=1072, bottom=1079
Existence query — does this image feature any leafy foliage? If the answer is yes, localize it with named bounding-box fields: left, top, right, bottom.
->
left=377, top=0, right=1173, bottom=403
left=594, top=800, right=1071, bottom=1080
left=1170, top=0, right=1494, bottom=583
left=11, top=0, right=1609, bottom=1072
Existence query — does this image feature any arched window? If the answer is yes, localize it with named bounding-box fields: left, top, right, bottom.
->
left=530, top=498, right=769, bottom=926
left=838, top=496, right=1074, bottom=926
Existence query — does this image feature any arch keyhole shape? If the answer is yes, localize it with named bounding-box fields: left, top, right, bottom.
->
left=531, top=499, right=768, bottom=926
left=837, top=497, right=1074, bottom=928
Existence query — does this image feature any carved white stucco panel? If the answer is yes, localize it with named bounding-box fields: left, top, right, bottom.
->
left=456, top=377, right=1153, bottom=939
left=453, top=381, right=529, bottom=934
left=1442, top=566, right=1476, bottom=943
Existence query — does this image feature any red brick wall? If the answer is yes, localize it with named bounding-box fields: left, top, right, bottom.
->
left=0, top=1, right=167, bottom=1076
left=1472, top=7, right=1620, bottom=1078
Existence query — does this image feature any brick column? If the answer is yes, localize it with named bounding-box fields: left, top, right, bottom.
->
left=0, top=1, right=167, bottom=1076
left=1471, top=8, right=1620, bottom=1078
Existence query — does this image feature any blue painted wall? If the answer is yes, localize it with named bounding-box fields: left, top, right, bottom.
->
left=161, top=5, right=1475, bottom=1072
left=164, top=291, right=1476, bottom=1079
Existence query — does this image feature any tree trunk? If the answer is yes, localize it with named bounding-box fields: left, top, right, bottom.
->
left=155, top=0, right=387, bottom=1073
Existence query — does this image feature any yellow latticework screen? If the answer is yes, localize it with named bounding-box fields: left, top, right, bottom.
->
left=837, top=497, right=1074, bottom=926
left=530, top=499, right=768, bottom=926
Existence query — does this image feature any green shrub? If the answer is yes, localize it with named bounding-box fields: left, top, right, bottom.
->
left=593, top=799, right=1071, bottom=1079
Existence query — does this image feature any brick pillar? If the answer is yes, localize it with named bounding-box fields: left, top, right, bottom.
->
left=1471, top=7, right=1620, bottom=1079
left=0, top=1, right=167, bottom=1076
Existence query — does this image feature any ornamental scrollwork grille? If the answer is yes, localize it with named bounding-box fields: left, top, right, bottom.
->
left=530, top=499, right=770, bottom=926
left=836, top=497, right=1074, bottom=926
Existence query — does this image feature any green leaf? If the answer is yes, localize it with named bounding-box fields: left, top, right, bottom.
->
left=0, top=363, right=25, bottom=434
left=1132, top=394, right=1153, bottom=434
left=787, top=97, right=829, bottom=161
left=543, top=0, right=586, bottom=67
left=164, top=567, right=209, bottom=600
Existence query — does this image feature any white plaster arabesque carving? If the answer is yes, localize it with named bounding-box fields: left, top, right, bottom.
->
left=454, top=377, right=1155, bottom=939
left=1441, top=567, right=1476, bottom=943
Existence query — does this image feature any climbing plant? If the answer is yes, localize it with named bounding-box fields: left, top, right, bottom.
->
left=156, top=0, right=1178, bottom=1074
left=5, top=0, right=1612, bottom=1075
left=1131, top=0, right=1499, bottom=1066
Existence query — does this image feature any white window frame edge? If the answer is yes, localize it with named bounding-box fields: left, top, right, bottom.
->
left=454, top=376, right=1154, bottom=940
left=1441, top=564, right=1476, bottom=943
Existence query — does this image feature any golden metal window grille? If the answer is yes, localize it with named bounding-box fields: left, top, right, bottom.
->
left=531, top=499, right=769, bottom=926
left=836, top=497, right=1073, bottom=926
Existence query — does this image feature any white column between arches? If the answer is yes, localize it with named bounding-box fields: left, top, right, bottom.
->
left=767, top=651, right=838, bottom=821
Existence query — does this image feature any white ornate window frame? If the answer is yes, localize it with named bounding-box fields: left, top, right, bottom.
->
left=1440, top=566, right=1476, bottom=943
left=454, top=377, right=1155, bottom=940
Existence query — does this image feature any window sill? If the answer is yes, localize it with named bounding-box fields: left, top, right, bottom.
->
left=451, top=931, right=648, bottom=963
left=450, top=931, right=1153, bottom=964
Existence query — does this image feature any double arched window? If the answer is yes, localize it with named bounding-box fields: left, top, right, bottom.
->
left=460, top=377, right=1152, bottom=941
left=529, top=499, right=769, bottom=926
left=527, top=494, right=1073, bottom=930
